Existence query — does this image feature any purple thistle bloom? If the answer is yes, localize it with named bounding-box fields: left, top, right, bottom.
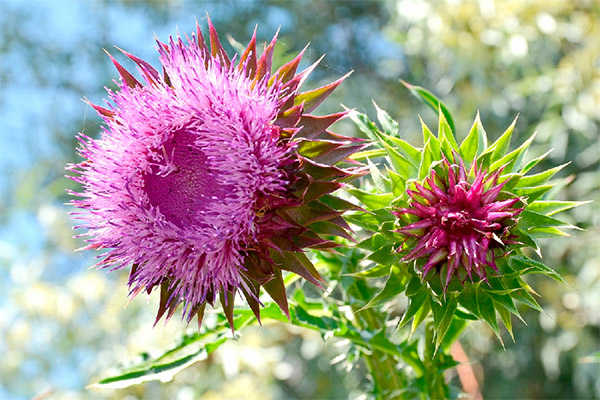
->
left=68, top=20, right=366, bottom=328
left=393, top=155, right=524, bottom=290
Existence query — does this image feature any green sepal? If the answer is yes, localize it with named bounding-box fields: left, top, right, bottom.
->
left=263, top=269, right=290, bottom=319
left=388, top=168, right=407, bottom=197
left=345, top=209, right=394, bottom=232
left=528, top=226, right=571, bottom=238
left=437, top=108, right=459, bottom=154
left=514, top=184, right=555, bottom=202
left=494, top=302, right=514, bottom=341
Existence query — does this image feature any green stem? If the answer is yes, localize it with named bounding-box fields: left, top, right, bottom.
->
left=423, top=320, right=450, bottom=400
left=352, top=305, right=405, bottom=399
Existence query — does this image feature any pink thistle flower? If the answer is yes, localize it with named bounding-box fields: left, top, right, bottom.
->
left=68, top=20, right=366, bottom=328
left=393, top=155, right=524, bottom=290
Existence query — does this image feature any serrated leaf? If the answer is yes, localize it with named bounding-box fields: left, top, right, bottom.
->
left=383, top=141, right=418, bottom=178
left=476, top=289, right=501, bottom=341
left=345, top=210, right=390, bottom=232
left=495, top=302, right=514, bottom=341
left=511, top=256, right=567, bottom=284
left=346, top=187, right=395, bottom=210
left=347, top=262, right=391, bottom=278
left=367, top=158, right=388, bottom=192
left=367, top=244, right=401, bottom=265
left=514, top=184, right=555, bottom=202
left=438, top=109, right=459, bottom=152
left=356, top=233, right=388, bottom=251
left=348, top=110, right=380, bottom=142
left=359, top=269, right=405, bottom=310
left=92, top=335, right=228, bottom=389
left=373, top=101, right=399, bottom=135
left=397, top=286, right=429, bottom=330
left=457, top=284, right=480, bottom=318
left=411, top=294, right=431, bottom=335
left=386, top=137, right=422, bottom=166
left=511, top=288, right=543, bottom=312
left=388, top=168, right=407, bottom=197
left=431, top=295, right=458, bottom=351
left=418, top=138, right=437, bottom=180
left=528, top=226, right=571, bottom=238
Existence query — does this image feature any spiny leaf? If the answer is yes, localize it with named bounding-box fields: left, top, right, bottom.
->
left=359, top=268, right=405, bottom=310
left=437, top=108, right=459, bottom=152
left=263, top=269, right=290, bottom=319
left=346, top=262, right=391, bottom=278
left=459, top=112, right=485, bottom=163
left=495, top=302, right=514, bottom=341
left=511, top=256, right=567, bottom=284
left=490, top=115, right=518, bottom=162
left=476, top=289, right=502, bottom=343
left=527, top=200, right=590, bottom=216
left=520, top=148, right=552, bottom=174
left=367, top=243, right=400, bottom=266
left=373, top=101, right=399, bottom=135
left=397, top=286, right=429, bottom=330
left=346, top=187, right=395, bottom=210
left=520, top=210, right=574, bottom=230
left=517, top=163, right=569, bottom=187
left=490, top=132, right=537, bottom=173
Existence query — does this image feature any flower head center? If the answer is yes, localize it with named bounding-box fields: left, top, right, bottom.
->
left=440, top=210, right=471, bottom=230
left=143, top=128, right=229, bottom=228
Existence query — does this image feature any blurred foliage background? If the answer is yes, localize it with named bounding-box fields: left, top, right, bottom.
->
left=0, top=0, right=598, bottom=399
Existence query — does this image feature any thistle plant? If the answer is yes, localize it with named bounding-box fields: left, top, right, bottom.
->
left=343, top=84, right=585, bottom=395
left=68, top=20, right=365, bottom=330
left=69, top=22, right=585, bottom=399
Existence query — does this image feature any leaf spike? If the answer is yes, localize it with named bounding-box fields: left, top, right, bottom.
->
left=103, top=49, right=141, bottom=89
left=238, top=25, right=257, bottom=77
left=206, top=13, right=231, bottom=68
left=114, top=46, right=161, bottom=85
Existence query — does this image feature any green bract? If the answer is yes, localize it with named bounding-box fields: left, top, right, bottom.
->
left=347, top=91, right=585, bottom=348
